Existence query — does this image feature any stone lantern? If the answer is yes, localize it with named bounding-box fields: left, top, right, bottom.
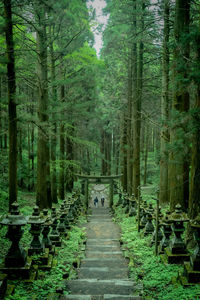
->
left=63, top=204, right=70, bottom=229
left=164, top=204, right=190, bottom=264
left=122, top=193, right=128, bottom=208
left=129, top=194, right=137, bottom=217
left=41, top=209, right=52, bottom=251
left=49, top=207, right=62, bottom=247
left=58, top=203, right=68, bottom=234
left=181, top=214, right=200, bottom=283
left=118, top=191, right=123, bottom=206
left=28, top=206, right=45, bottom=255
left=0, top=202, right=28, bottom=267
left=140, top=201, right=148, bottom=229
left=159, top=211, right=172, bottom=254
left=144, top=203, right=154, bottom=235
left=67, top=202, right=75, bottom=224
left=150, top=207, right=163, bottom=246
left=0, top=202, right=32, bottom=279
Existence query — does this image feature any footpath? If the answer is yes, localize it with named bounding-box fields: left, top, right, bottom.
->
left=62, top=207, right=143, bottom=300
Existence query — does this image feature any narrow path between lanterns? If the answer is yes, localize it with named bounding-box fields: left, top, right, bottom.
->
left=62, top=205, right=143, bottom=299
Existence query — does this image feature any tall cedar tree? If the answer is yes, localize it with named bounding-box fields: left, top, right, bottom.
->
left=3, top=0, right=17, bottom=210
left=159, top=0, right=170, bottom=205
left=169, top=0, right=190, bottom=211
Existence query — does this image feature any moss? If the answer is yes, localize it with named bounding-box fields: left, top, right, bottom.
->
left=114, top=206, right=200, bottom=300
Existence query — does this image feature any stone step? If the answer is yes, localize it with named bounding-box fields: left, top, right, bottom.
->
left=79, top=267, right=128, bottom=279
left=103, top=295, right=143, bottom=300
left=62, top=295, right=143, bottom=300
left=86, top=251, right=122, bottom=259
left=64, top=279, right=140, bottom=296
left=88, top=220, right=113, bottom=223
left=86, top=239, right=120, bottom=246
left=81, top=258, right=128, bottom=268
left=86, top=245, right=120, bottom=252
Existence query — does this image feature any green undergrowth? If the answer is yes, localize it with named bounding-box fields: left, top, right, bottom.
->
left=113, top=206, right=200, bottom=300
left=6, top=216, right=87, bottom=300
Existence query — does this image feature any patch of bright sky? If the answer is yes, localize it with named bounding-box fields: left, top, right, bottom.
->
left=87, top=0, right=109, bottom=57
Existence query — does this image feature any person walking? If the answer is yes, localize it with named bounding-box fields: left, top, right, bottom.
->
left=101, top=196, right=105, bottom=207
left=94, top=196, right=98, bottom=207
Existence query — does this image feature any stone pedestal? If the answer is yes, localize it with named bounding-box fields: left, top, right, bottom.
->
left=158, top=212, right=172, bottom=254
left=163, top=204, right=190, bottom=264
left=0, top=256, right=33, bottom=280
left=50, top=208, right=62, bottom=247
left=42, top=216, right=53, bottom=251
left=163, top=247, right=190, bottom=264
left=28, top=206, right=45, bottom=255
left=182, top=261, right=200, bottom=284
left=144, top=203, right=154, bottom=236
left=180, top=215, right=200, bottom=284
left=0, top=203, right=35, bottom=280
left=30, top=248, right=54, bottom=271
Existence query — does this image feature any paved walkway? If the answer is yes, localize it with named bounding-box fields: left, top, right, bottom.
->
left=62, top=207, right=143, bottom=300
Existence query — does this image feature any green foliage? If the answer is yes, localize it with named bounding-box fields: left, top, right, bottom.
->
left=114, top=207, right=200, bottom=300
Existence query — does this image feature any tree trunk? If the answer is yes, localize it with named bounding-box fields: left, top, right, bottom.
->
left=127, top=50, right=133, bottom=195
left=27, top=124, right=31, bottom=191
left=189, top=25, right=200, bottom=219
left=121, top=111, right=128, bottom=191
left=133, top=0, right=143, bottom=198
left=0, top=76, right=2, bottom=150
left=3, top=0, right=17, bottom=210
left=49, top=27, right=57, bottom=203
left=59, top=84, right=65, bottom=200
left=66, top=127, right=74, bottom=192
left=159, top=0, right=170, bottom=206
left=35, top=4, right=52, bottom=209
left=144, top=124, right=149, bottom=185
left=169, top=0, right=190, bottom=211
left=31, top=118, right=34, bottom=190
left=18, top=127, right=23, bottom=188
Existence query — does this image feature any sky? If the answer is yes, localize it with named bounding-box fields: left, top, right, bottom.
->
left=87, top=0, right=109, bottom=56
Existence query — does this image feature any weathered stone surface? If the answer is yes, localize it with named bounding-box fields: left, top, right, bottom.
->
left=79, top=267, right=128, bottom=279
left=81, top=258, right=128, bottom=268
left=65, top=279, right=137, bottom=295
left=63, top=204, right=143, bottom=298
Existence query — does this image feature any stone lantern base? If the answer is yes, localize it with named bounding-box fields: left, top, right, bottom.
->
left=29, top=248, right=54, bottom=271
left=50, top=234, right=62, bottom=247
left=164, top=247, right=190, bottom=264
left=180, top=261, right=200, bottom=284
left=0, top=256, right=34, bottom=280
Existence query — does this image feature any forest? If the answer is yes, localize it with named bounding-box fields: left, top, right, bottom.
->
left=0, top=0, right=200, bottom=299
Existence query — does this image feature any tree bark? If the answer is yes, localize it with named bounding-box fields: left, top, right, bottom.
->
left=169, top=0, right=190, bottom=211
left=18, top=127, right=23, bottom=188
left=160, top=0, right=170, bottom=206
left=35, top=3, right=52, bottom=209
left=127, top=50, right=133, bottom=195
left=66, top=127, right=74, bottom=192
left=144, top=124, right=149, bottom=185
left=3, top=0, right=17, bottom=210
left=121, top=111, right=128, bottom=191
left=49, top=26, right=58, bottom=203
left=133, top=0, right=143, bottom=198
left=189, top=25, right=200, bottom=219
left=59, top=80, right=65, bottom=200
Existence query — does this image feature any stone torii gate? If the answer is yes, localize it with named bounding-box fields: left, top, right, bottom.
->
left=76, top=174, right=122, bottom=208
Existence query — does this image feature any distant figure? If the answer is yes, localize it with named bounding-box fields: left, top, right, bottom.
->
left=101, top=197, right=105, bottom=207
left=94, top=196, right=98, bottom=207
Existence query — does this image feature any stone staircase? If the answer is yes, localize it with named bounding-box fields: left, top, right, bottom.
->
left=62, top=208, right=143, bottom=300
